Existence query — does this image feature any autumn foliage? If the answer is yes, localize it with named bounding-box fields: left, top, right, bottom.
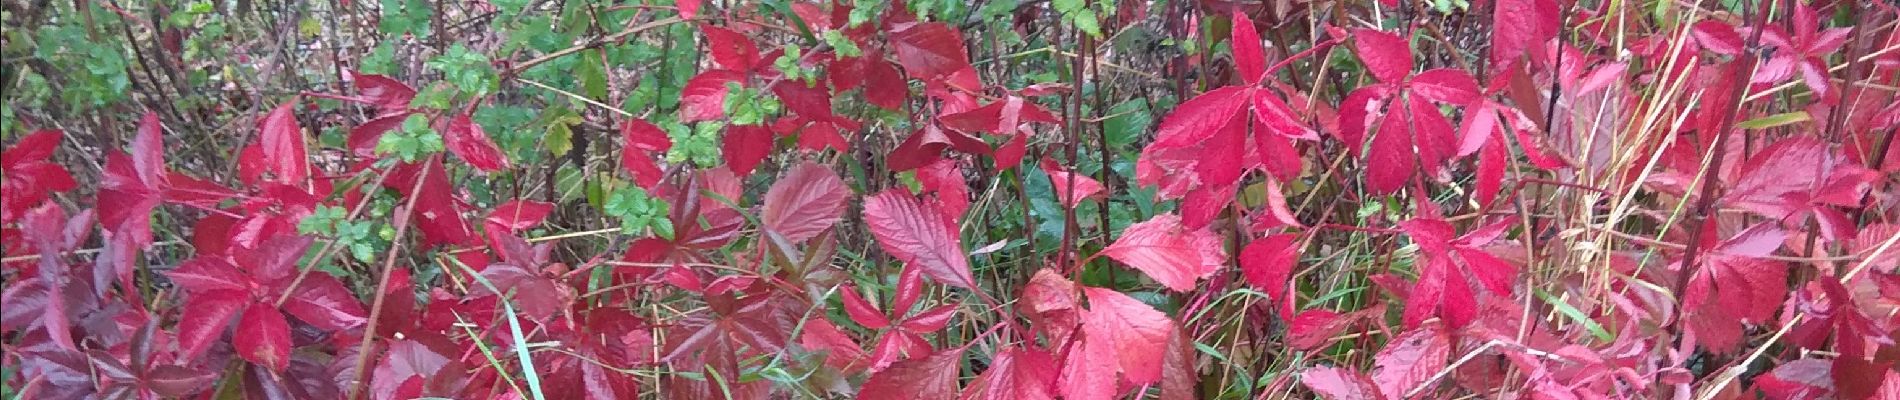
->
left=4, top=0, right=1900, bottom=398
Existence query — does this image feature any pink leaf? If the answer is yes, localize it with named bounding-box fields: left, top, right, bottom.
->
left=801, top=317, right=869, bottom=372
left=1371, top=323, right=1451, bottom=398
left=1082, top=287, right=1177, bottom=384
left=762, top=161, right=849, bottom=243
left=860, top=347, right=965, bottom=400
left=1040, top=158, right=1104, bottom=208
left=1099, top=214, right=1225, bottom=292
left=862, top=189, right=976, bottom=289
left=964, top=347, right=1058, bottom=400
left=1300, top=366, right=1382, bottom=400
left=1251, top=89, right=1316, bottom=139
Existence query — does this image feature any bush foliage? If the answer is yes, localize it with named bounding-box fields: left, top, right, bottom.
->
left=3, top=0, right=1900, bottom=398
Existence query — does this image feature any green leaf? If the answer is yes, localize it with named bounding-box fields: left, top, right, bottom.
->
left=577, top=49, right=608, bottom=101
left=546, top=121, right=574, bottom=157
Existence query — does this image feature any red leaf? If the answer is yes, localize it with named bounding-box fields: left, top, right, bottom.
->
left=1300, top=366, right=1382, bottom=400
left=619, top=118, right=672, bottom=188
left=281, top=273, right=368, bottom=331
left=774, top=80, right=837, bottom=121
left=1, top=129, right=62, bottom=166
left=484, top=200, right=555, bottom=234
left=840, top=286, right=893, bottom=329
left=131, top=112, right=167, bottom=188
left=762, top=161, right=848, bottom=243
left=1410, top=69, right=1481, bottom=105
left=97, top=153, right=161, bottom=249
left=166, top=257, right=251, bottom=293
left=176, top=291, right=247, bottom=362
left=387, top=157, right=475, bottom=248
left=1491, top=0, right=1560, bottom=65
left=721, top=124, right=774, bottom=176
left=680, top=70, right=745, bottom=123
left=1161, top=328, right=1198, bottom=400
left=375, top=268, right=417, bottom=338
left=0, top=130, right=76, bottom=224
left=444, top=114, right=509, bottom=172
left=1018, top=269, right=1081, bottom=342
left=349, top=113, right=409, bottom=157
left=1040, top=158, right=1104, bottom=208
left=1081, top=287, right=1177, bottom=385
left=994, top=134, right=1028, bottom=170
left=1099, top=214, right=1225, bottom=292
left=164, top=172, right=237, bottom=210
left=899, top=305, right=957, bottom=333
left=1241, top=234, right=1300, bottom=310
left=700, top=24, right=759, bottom=70
left=1059, top=332, right=1118, bottom=400
left=1475, top=140, right=1507, bottom=207
left=916, top=159, right=971, bottom=219
left=1251, top=89, right=1316, bottom=140
left=258, top=100, right=310, bottom=184
left=860, top=347, right=965, bottom=400
left=800, top=317, right=869, bottom=372
left=1371, top=323, right=1451, bottom=398
left=352, top=73, right=417, bottom=115
left=676, top=0, right=700, bottom=18
left=1286, top=309, right=1353, bottom=350
left=861, top=55, right=909, bottom=110
left=1335, top=86, right=1388, bottom=156
left=963, top=347, right=1058, bottom=400
left=1757, top=359, right=1832, bottom=399
left=146, top=365, right=217, bottom=398
left=889, top=22, right=973, bottom=81
left=888, top=124, right=990, bottom=172
left=1408, top=95, right=1458, bottom=176
left=862, top=189, right=976, bottom=289
left=1230, top=11, right=1266, bottom=85
left=1352, top=29, right=1413, bottom=84
left=1366, top=108, right=1413, bottom=194
left=1152, top=87, right=1252, bottom=147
